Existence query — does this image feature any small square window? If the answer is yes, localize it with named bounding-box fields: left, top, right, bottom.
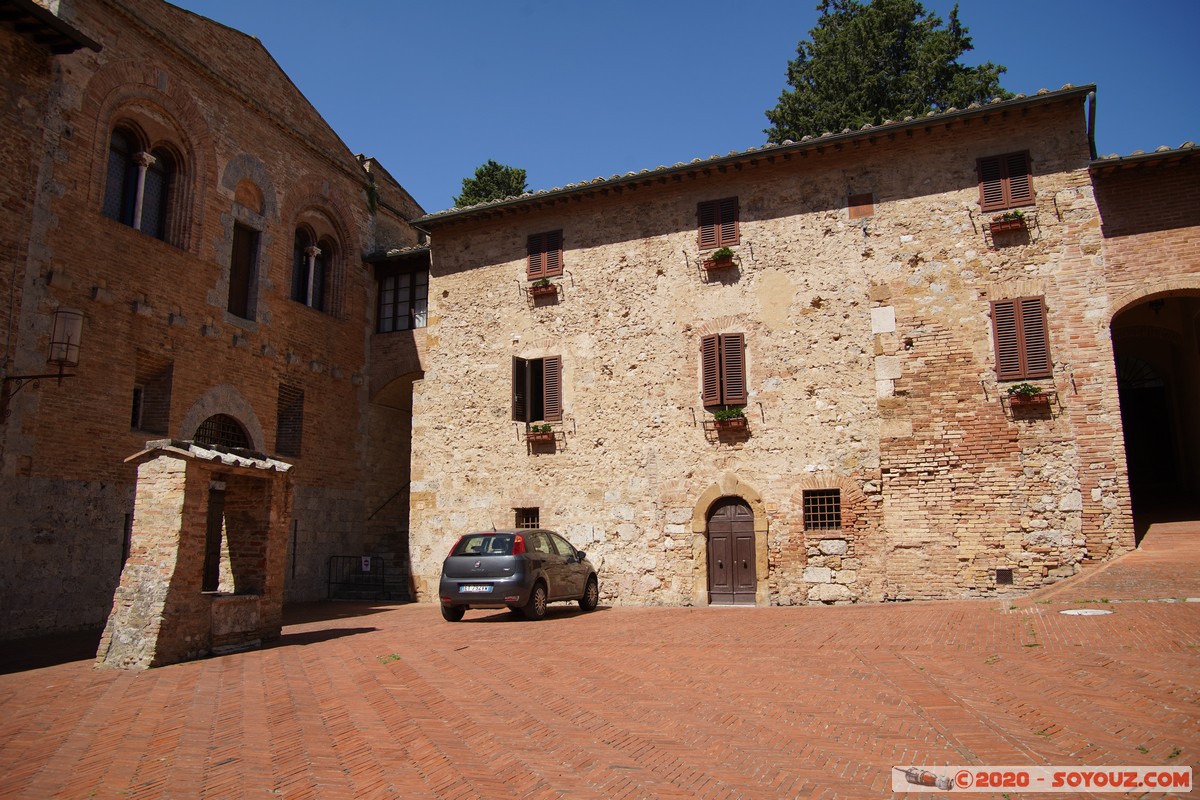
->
left=515, top=508, right=540, bottom=529
left=803, top=489, right=841, bottom=530
left=995, top=568, right=1014, bottom=585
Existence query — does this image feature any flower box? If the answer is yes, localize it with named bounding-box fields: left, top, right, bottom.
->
left=989, top=216, right=1027, bottom=234
left=528, top=282, right=557, bottom=298
left=526, top=430, right=555, bottom=443
left=713, top=416, right=748, bottom=431
left=704, top=256, right=736, bottom=271
left=1008, top=392, right=1050, bottom=408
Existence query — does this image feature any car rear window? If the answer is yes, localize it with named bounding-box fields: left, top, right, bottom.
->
left=451, top=533, right=515, bottom=557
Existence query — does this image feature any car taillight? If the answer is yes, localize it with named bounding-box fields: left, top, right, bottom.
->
left=511, top=534, right=525, bottom=555
left=447, top=536, right=463, bottom=558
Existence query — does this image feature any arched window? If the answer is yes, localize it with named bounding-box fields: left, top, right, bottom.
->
left=103, top=128, right=138, bottom=226
left=194, top=414, right=252, bottom=450
left=102, top=127, right=175, bottom=242
left=291, top=227, right=335, bottom=313
left=140, top=147, right=173, bottom=240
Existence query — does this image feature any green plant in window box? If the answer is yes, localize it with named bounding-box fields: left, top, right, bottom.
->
left=1006, top=382, right=1048, bottom=406
left=990, top=209, right=1028, bottom=233
left=527, top=422, right=555, bottom=442
left=711, top=406, right=747, bottom=429
left=705, top=247, right=736, bottom=269
left=529, top=277, right=556, bottom=297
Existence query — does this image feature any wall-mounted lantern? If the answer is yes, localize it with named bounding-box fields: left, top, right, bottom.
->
left=1, top=307, right=83, bottom=421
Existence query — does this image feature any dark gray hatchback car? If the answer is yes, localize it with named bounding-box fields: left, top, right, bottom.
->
left=438, top=529, right=599, bottom=621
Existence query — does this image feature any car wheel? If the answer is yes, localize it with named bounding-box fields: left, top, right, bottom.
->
left=578, top=576, right=599, bottom=611
left=440, top=603, right=465, bottom=622
left=522, top=582, right=548, bottom=621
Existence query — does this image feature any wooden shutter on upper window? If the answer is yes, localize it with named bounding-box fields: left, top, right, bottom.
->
left=717, top=197, right=739, bottom=247
left=978, top=152, right=1033, bottom=212
left=991, top=297, right=1051, bottom=380
left=719, top=333, right=747, bottom=405
left=700, top=334, right=721, bottom=406
left=698, top=202, right=718, bottom=249
left=542, top=355, right=562, bottom=421
left=512, top=356, right=529, bottom=421
left=697, top=197, right=739, bottom=249
left=1017, top=297, right=1051, bottom=378
left=700, top=333, right=747, bottom=406
left=527, top=230, right=563, bottom=279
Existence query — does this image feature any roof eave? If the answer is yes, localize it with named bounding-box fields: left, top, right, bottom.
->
left=415, top=85, right=1096, bottom=229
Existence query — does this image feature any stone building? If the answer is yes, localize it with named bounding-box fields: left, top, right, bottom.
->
left=0, top=0, right=424, bottom=638
left=409, top=86, right=1198, bottom=607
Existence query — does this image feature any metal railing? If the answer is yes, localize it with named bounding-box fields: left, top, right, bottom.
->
left=327, top=555, right=387, bottom=600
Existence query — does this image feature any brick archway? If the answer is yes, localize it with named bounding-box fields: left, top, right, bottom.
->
left=178, top=384, right=266, bottom=453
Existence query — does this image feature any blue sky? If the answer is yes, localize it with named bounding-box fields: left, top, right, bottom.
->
left=170, top=0, right=1199, bottom=214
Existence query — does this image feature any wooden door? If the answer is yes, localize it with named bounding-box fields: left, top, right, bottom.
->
left=707, top=498, right=755, bottom=605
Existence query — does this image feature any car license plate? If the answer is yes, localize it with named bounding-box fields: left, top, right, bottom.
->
left=460, top=584, right=492, bottom=593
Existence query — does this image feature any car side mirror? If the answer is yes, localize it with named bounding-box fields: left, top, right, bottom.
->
left=576, top=551, right=586, bottom=562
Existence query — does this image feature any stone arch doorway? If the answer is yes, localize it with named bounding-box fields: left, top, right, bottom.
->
left=1110, top=293, right=1200, bottom=536
left=706, top=497, right=756, bottom=605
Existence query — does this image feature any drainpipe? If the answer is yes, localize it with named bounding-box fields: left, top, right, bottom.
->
left=1086, top=91, right=1097, bottom=161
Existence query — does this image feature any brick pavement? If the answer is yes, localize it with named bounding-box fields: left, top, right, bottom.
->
left=1, top=523, right=1197, bottom=799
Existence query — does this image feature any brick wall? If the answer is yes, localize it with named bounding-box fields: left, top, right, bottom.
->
left=0, top=0, right=421, bottom=637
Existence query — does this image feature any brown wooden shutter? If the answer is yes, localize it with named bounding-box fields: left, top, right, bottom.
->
left=542, top=355, right=562, bottom=421
left=1018, top=297, right=1052, bottom=378
left=698, top=201, right=718, bottom=249
left=700, top=334, right=720, bottom=406
left=978, top=152, right=1033, bottom=212
left=544, top=230, right=563, bottom=277
left=527, top=230, right=564, bottom=279
left=1005, top=152, right=1034, bottom=207
left=991, top=299, right=1023, bottom=380
left=720, top=333, right=747, bottom=404
left=527, top=233, right=546, bottom=280
left=992, top=296, right=1051, bottom=380
left=717, top=197, right=739, bottom=247
left=512, top=356, right=528, bottom=421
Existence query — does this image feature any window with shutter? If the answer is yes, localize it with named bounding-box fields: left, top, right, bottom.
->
left=697, top=197, right=739, bottom=249
left=512, top=355, right=562, bottom=422
left=991, top=296, right=1052, bottom=381
left=527, top=230, right=564, bottom=279
left=700, top=332, right=747, bottom=407
left=977, top=152, right=1034, bottom=212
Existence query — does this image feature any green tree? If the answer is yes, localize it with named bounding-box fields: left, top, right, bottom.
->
left=764, top=0, right=1011, bottom=143
left=453, top=160, right=528, bottom=207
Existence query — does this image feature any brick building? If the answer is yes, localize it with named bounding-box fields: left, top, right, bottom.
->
left=409, top=86, right=1198, bottom=608
left=0, top=0, right=424, bottom=638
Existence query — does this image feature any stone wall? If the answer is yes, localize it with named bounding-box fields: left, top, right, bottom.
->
left=410, top=93, right=1138, bottom=606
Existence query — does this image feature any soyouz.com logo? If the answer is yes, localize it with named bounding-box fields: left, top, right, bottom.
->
left=892, top=765, right=1192, bottom=793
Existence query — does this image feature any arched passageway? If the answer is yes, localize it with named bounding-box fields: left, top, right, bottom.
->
left=1111, top=294, right=1200, bottom=539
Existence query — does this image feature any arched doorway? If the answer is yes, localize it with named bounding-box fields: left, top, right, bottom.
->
left=706, top=497, right=756, bottom=605
left=1111, top=294, right=1200, bottom=536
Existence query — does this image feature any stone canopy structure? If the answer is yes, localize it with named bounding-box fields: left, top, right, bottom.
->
left=96, top=440, right=292, bottom=669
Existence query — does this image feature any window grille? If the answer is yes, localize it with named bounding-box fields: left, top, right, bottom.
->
left=194, top=414, right=251, bottom=450
left=803, top=489, right=842, bottom=530
left=515, top=508, right=540, bottom=529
